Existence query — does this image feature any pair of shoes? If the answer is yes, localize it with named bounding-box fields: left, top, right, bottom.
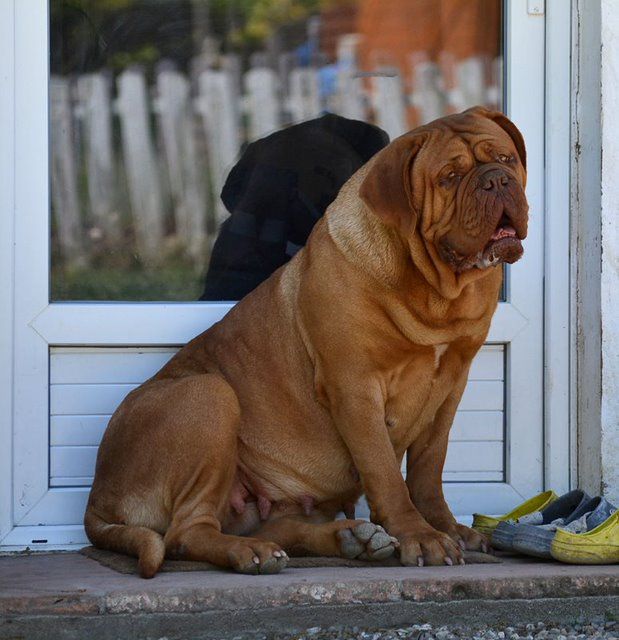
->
left=474, top=489, right=619, bottom=564
left=492, top=489, right=591, bottom=554
left=503, top=492, right=617, bottom=559
left=471, top=490, right=558, bottom=537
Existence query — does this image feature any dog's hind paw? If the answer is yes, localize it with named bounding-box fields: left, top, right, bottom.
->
left=337, top=522, right=398, bottom=561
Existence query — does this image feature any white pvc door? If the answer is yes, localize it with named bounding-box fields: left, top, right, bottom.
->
left=1, top=0, right=552, bottom=549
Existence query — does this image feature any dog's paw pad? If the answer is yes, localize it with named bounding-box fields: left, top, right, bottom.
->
left=367, top=531, right=392, bottom=551
left=352, top=522, right=377, bottom=543
left=259, top=555, right=288, bottom=574
left=339, top=522, right=397, bottom=561
left=337, top=528, right=365, bottom=558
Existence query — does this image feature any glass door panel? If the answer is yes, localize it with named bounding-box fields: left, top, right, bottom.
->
left=50, top=0, right=503, bottom=302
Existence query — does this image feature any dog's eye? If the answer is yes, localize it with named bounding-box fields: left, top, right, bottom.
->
left=498, top=154, right=514, bottom=163
left=439, top=171, right=462, bottom=189
left=440, top=170, right=460, bottom=188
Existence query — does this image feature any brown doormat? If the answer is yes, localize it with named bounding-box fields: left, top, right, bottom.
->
left=80, top=546, right=501, bottom=575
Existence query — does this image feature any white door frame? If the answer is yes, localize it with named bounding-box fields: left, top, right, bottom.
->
left=0, top=0, right=16, bottom=547
left=0, top=0, right=572, bottom=549
left=544, top=0, right=572, bottom=495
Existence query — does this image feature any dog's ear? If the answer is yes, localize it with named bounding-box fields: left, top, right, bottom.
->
left=359, top=134, right=426, bottom=231
left=465, top=106, right=527, bottom=173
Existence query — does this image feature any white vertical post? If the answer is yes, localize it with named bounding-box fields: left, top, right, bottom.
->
left=486, top=56, right=503, bottom=110
left=156, top=67, right=208, bottom=264
left=75, top=72, right=120, bottom=243
left=0, top=0, right=15, bottom=542
left=335, top=34, right=366, bottom=121
left=455, top=56, right=487, bottom=109
left=288, top=68, right=321, bottom=123
left=244, top=67, right=280, bottom=140
left=410, top=53, right=445, bottom=125
left=196, top=69, right=240, bottom=227
left=544, top=0, right=571, bottom=495
left=439, top=52, right=462, bottom=113
left=600, top=0, right=619, bottom=505
left=50, top=76, right=85, bottom=266
left=116, top=67, right=165, bottom=265
left=371, top=71, right=407, bottom=139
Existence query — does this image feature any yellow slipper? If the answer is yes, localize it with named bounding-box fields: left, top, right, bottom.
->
left=472, top=490, right=559, bottom=536
left=551, top=510, right=619, bottom=564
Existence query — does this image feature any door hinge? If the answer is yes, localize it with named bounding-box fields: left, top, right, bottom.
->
left=528, top=0, right=545, bottom=15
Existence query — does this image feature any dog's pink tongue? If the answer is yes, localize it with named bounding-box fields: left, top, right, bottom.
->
left=491, top=225, right=517, bottom=241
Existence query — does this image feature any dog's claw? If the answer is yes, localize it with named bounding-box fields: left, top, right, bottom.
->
left=444, top=556, right=453, bottom=566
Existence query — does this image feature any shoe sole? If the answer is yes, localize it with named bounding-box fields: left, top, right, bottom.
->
left=512, top=528, right=555, bottom=559
left=551, top=539, right=619, bottom=564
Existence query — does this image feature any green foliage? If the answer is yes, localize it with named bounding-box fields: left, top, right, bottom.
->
left=51, top=0, right=352, bottom=74
left=52, top=262, right=204, bottom=301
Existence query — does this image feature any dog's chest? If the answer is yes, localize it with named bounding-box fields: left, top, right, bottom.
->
left=384, top=343, right=460, bottom=452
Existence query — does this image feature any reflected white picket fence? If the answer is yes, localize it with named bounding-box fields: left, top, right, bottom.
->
left=50, top=52, right=501, bottom=269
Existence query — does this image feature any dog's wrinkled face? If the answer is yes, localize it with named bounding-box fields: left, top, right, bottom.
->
left=360, top=107, right=529, bottom=275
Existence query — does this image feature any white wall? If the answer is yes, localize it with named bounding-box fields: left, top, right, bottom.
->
left=600, top=0, right=619, bottom=505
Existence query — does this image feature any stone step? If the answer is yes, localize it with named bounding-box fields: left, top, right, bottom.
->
left=0, top=552, right=617, bottom=639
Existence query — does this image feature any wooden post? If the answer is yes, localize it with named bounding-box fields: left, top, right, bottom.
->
left=336, top=34, right=366, bottom=121
left=75, top=72, right=120, bottom=244
left=439, top=51, right=462, bottom=114
left=486, top=55, right=503, bottom=110
left=410, top=53, right=446, bottom=126
left=196, top=68, right=240, bottom=227
left=115, top=67, right=166, bottom=265
left=155, top=65, right=208, bottom=264
left=371, top=70, right=407, bottom=139
left=455, top=56, right=487, bottom=110
left=245, top=67, right=280, bottom=141
left=222, top=54, right=243, bottom=115
left=50, top=76, right=86, bottom=266
left=288, top=67, right=321, bottom=123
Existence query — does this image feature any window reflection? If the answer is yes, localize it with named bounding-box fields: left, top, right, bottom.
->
left=50, top=0, right=502, bottom=302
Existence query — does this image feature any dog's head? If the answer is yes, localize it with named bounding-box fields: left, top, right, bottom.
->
left=359, top=107, right=528, bottom=275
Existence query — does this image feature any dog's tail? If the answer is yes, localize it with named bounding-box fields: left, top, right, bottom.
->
left=84, top=509, right=165, bottom=578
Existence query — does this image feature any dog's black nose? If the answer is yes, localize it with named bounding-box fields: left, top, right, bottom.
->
left=480, top=169, right=509, bottom=191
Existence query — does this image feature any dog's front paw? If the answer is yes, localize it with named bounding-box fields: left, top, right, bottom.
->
left=397, top=527, right=464, bottom=566
left=448, top=523, right=490, bottom=553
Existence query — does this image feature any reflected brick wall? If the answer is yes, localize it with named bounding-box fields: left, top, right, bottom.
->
left=357, top=0, right=501, bottom=68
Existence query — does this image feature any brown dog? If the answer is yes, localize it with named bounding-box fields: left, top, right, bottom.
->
left=85, top=106, right=528, bottom=578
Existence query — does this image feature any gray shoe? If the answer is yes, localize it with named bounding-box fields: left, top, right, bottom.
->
left=491, top=520, right=520, bottom=551
left=491, top=490, right=590, bottom=552
left=512, top=494, right=616, bottom=559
